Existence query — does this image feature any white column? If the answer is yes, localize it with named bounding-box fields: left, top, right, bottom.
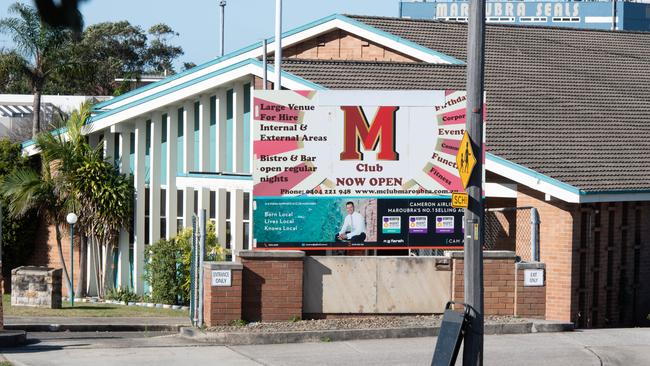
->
left=86, top=237, right=98, bottom=296
left=197, top=187, right=210, bottom=234
left=133, top=119, right=147, bottom=295
left=216, top=89, right=227, bottom=172
left=183, top=187, right=194, bottom=233
left=198, top=95, right=210, bottom=172
left=183, top=101, right=195, bottom=173
left=217, top=189, right=227, bottom=250
left=232, top=83, right=244, bottom=173
left=117, top=129, right=132, bottom=289
left=149, top=113, right=162, bottom=245
left=232, top=189, right=244, bottom=260
left=248, top=83, right=255, bottom=174
left=165, top=109, right=178, bottom=238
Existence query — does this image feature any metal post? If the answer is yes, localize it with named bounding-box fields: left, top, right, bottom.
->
left=530, top=208, right=540, bottom=262
left=274, top=0, right=282, bottom=90
left=190, top=215, right=196, bottom=325
left=198, top=209, right=206, bottom=327
left=611, top=0, right=617, bottom=31
left=262, top=39, right=268, bottom=90
left=219, top=1, right=226, bottom=56
left=70, top=223, right=74, bottom=307
left=464, top=0, right=486, bottom=363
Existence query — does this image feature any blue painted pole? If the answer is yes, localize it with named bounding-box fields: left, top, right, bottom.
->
left=70, top=224, right=74, bottom=307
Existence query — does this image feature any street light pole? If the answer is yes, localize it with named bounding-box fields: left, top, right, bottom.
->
left=219, top=1, right=226, bottom=56
left=66, top=213, right=78, bottom=307
left=464, top=0, right=486, bottom=364
left=274, top=0, right=282, bottom=90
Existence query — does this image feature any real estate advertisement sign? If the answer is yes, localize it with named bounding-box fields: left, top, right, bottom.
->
left=253, top=90, right=480, bottom=250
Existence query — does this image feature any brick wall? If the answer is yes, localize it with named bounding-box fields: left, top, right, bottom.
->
left=451, top=251, right=518, bottom=316
left=240, top=250, right=304, bottom=322
left=515, top=263, right=546, bottom=318
left=451, top=251, right=547, bottom=317
left=203, top=262, right=243, bottom=326
left=15, top=221, right=82, bottom=297
left=282, top=29, right=418, bottom=62
left=517, top=187, right=578, bottom=323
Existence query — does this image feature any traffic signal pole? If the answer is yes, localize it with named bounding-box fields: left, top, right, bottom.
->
left=463, top=0, right=486, bottom=364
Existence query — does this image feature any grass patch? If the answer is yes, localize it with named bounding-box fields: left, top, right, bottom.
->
left=3, top=294, right=187, bottom=318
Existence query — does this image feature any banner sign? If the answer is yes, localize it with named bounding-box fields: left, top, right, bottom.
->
left=253, top=90, right=482, bottom=250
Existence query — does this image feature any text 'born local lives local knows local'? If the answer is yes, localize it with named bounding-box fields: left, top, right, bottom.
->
left=252, top=90, right=485, bottom=250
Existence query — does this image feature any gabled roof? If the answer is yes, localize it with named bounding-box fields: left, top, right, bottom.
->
left=91, top=14, right=463, bottom=114
left=336, top=16, right=650, bottom=195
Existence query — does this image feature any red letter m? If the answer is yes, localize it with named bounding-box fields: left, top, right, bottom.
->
left=339, top=106, right=399, bottom=160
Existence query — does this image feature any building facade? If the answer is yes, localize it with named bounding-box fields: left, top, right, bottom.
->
left=22, top=14, right=650, bottom=327
left=400, top=0, right=650, bottom=31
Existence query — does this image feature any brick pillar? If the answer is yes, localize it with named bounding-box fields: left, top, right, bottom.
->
left=451, top=251, right=517, bottom=315
left=517, top=187, right=579, bottom=323
left=239, top=250, right=304, bottom=322
left=514, top=262, right=546, bottom=318
left=203, top=262, right=243, bottom=326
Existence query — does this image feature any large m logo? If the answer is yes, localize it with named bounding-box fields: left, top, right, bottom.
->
left=339, top=106, right=399, bottom=161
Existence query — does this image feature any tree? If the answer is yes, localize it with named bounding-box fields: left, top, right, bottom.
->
left=72, top=152, right=133, bottom=297
left=0, top=139, right=39, bottom=288
left=0, top=3, right=72, bottom=138
left=0, top=141, right=75, bottom=293
left=53, top=21, right=147, bottom=96
left=144, top=23, right=183, bottom=76
left=0, top=50, right=30, bottom=94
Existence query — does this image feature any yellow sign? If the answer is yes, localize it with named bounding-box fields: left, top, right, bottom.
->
left=456, top=131, right=476, bottom=189
left=451, top=192, right=468, bottom=208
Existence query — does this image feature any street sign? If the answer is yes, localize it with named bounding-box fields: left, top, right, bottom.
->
left=211, top=270, right=232, bottom=287
left=456, top=131, right=476, bottom=189
left=451, top=192, right=468, bottom=208
left=524, top=269, right=544, bottom=287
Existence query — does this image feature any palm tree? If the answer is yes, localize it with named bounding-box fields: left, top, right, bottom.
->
left=0, top=102, right=92, bottom=297
left=0, top=148, right=74, bottom=293
left=0, top=2, right=70, bottom=138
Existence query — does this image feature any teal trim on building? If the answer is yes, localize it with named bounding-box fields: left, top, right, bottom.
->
left=129, top=132, right=135, bottom=175
left=486, top=153, right=580, bottom=194
left=226, top=89, right=234, bottom=172
left=177, top=172, right=253, bottom=181
left=194, top=101, right=200, bottom=170
left=161, top=114, right=167, bottom=185
left=113, top=134, right=120, bottom=167
left=177, top=108, right=184, bottom=174
left=145, top=121, right=151, bottom=184
left=243, top=83, right=251, bottom=173
left=209, top=96, right=217, bottom=172
left=90, top=13, right=460, bottom=114
left=339, top=15, right=464, bottom=65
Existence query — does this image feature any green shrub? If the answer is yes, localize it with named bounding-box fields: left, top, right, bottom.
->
left=107, top=287, right=140, bottom=305
left=146, top=222, right=227, bottom=305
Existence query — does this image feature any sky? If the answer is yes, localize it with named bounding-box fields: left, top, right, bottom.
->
left=1, top=0, right=402, bottom=70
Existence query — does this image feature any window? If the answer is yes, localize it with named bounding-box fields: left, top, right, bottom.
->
left=225, top=191, right=232, bottom=249
left=160, top=189, right=166, bottom=239
left=243, top=192, right=251, bottom=249
left=144, top=187, right=150, bottom=245
left=177, top=189, right=184, bottom=232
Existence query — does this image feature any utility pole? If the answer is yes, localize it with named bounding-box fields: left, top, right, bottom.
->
left=611, top=0, right=617, bottom=31
left=219, top=1, right=226, bottom=56
left=463, top=0, right=486, bottom=364
left=274, top=0, right=282, bottom=90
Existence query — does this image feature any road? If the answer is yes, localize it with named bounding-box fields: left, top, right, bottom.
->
left=2, top=328, right=650, bottom=365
